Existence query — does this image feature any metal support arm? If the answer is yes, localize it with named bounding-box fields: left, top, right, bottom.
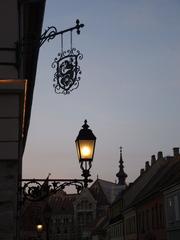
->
left=40, top=19, right=84, bottom=47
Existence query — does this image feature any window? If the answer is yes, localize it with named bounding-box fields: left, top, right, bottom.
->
left=137, top=213, right=141, bottom=232
left=155, top=203, right=159, bottom=228
left=174, top=195, right=180, bottom=221
left=159, top=204, right=165, bottom=227
left=125, top=216, right=136, bottom=234
left=167, top=195, right=180, bottom=223
left=142, top=211, right=145, bottom=233
left=78, top=213, right=83, bottom=224
left=87, top=213, right=93, bottom=223
left=89, top=203, right=92, bottom=209
left=167, top=197, right=175, bottom=223
left=146, top=209, right=149, bottom=230
left=152, top=207, right=155, bottom=229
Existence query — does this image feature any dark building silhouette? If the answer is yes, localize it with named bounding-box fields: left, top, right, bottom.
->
left=21, top=178, right=123, bottom=240
left=21, top=147, right=180, bottom=240
left=107, top=147, right=180, bottom=240
left=0, top=1, right=46, bottom=239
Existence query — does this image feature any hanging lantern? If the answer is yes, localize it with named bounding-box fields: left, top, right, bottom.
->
left=75, top=120, right=96, bottom=162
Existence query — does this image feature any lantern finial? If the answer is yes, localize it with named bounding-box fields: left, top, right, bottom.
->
left=82, top=120, right=89, bottom=130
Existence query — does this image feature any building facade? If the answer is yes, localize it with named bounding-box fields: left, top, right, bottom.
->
left=163, top=149, right=180, bottom=240
left=106, top=196, right=124, bottom=240
left=74, top=188, right=97, bottom=240
left=21, top=148, right=180, bottom=240
left=164, top=184, right=180, bottom=240
left=107, top=148, right=180, bottom=240
left=21, top=178, right=123, bottom=240
left=0, top=1, right=46, bottom=239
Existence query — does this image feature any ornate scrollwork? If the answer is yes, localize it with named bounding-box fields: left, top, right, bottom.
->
left=22, top=179, right=84, bottom=201
left=51, top=48, right=83, bottom=94
left=22, top=180, right=45, bottom=201
left=40, top=26, right=58, bottom=47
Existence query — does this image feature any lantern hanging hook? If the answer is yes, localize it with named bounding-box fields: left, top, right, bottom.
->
left=61, top=34, right=63, bottom=54
left=70, top=30, right=73, bottom=50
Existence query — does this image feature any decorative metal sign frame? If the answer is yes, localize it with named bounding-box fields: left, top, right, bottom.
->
left=52, top=48, right=83, bottom=94
left=40, top=19, right=84, bottom=95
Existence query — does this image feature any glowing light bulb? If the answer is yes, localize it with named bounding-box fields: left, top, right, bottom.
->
left=36, top=224, right=43, bottom=232
left=81, top=146, right=90, bottom=157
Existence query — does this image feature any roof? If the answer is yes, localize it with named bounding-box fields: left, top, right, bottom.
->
left=130, top=158, right=180, bottom=206
left=91, top=215, right=109, bottom=235
left=90, top=179, right=124, bottom=205
left=48, top=191, right=77, bottom=214
left=123, top=157, right=167, bottom=208
left=108, top=214, right=123, bottom=225
left=74, top=187, right=97, bottom=205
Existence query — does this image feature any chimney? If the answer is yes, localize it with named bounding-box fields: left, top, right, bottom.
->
left=151, top=155, right=156, bottom=165
left=145, top=161, right=150, bottom=171
left=157, top=151, right=163, bottom=159
left=140, top=168, right=144, bottom=175
left=173, top=147, right=179, bottom=157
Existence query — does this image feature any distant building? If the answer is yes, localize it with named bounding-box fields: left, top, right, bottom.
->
left=21, top=148, right=126, bottom=240
left=21, top=201, right=47, bottom=240
left=164, top=183, right=180, bottom=240
left=73, top=188, right=97, bottom=240
left=22, top=147, right=180, bottom=240
left=106, top=192, right=124, bottom=240
left=163, top=148, right=180, bottom=240
left=48, top=191, right=76, bottom=240
left=107, top=147, right=180, bottom=240
left=122, top=151, right=167, bottom=240
left=21, top=178, right=123, bottom=240
left=104, top=147, right=127, bottom=240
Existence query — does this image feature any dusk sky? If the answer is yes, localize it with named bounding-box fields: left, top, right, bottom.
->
left=23, top=0, right=180, bottom=184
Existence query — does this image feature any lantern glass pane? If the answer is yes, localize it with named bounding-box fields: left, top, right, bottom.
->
left=79, top=140, right=95, bottom=160
left=75, top=140, right=80, bottom=160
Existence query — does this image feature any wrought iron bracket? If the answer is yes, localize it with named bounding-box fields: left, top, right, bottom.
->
left=21, top=177, right=92, bottom=202
left=40, top=19, right=84, bottom=47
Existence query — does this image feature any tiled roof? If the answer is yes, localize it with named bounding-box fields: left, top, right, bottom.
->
left=90, top=179, right=124, bottom=205
left=48, top=191, right=77, bottom=214
left=123, top=157, right=166, bottom=208
left=131, top=158, right=180, bottom=206
left=91, top=215, right=109, bottom=235
left=98, top=179, right=124, bottom=204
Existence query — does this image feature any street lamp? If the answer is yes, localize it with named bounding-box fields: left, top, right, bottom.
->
left=75, top=120, right=96, bottom=187
left=21, top=120, right=96, bottom=201
left=36, top=221, right=43, bottom=240
left=36, top=224, right=43, bottom=233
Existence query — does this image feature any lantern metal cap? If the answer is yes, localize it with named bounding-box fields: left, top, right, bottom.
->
left=76, top=120, right=96, bottom=141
